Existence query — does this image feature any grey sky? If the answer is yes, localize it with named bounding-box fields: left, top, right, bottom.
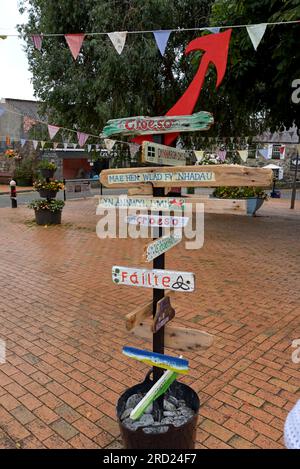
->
left=0, top=0, right=35, bottom=101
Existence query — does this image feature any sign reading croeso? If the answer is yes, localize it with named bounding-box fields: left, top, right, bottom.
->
left=97, top=196, right=187, bottom=211
left=126, top=214, right=189, bottom=228
left=112, top=266, right=195, bottom=292
left=142, top=141, right=187, bottom=166
left=143, top=234, right=182, bottom=262
left=100, top=165, right=273, bottom=188
left=101, top=111, right=214, bottom=138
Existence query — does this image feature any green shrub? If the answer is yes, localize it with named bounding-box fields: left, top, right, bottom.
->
left=213, top=186, right=268, bottom=199
left=28, top=199, right=65, bottom=212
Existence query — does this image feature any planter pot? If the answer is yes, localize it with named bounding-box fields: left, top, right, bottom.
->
left=38, top=189, right=58, bottom=199
left=116, top=372, right=199, bottom=449
left=40, top=169, right=55, bottom=179
left=34, top=209, right=62, bottom=225
left=246, top=197, right=265, bottom=216
left=15, top=177, right=32, bottom=187
left=208, top=196, right=265, bottom=216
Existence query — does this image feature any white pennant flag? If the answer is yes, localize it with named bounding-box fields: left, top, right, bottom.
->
left=108, top=31, right=127, bottom=55
left=238, top=150, right=248, bottom=162
left=48, top=124, right=60, bottom=140
left=32, top=140, right=38, bottom=150
left=246, top=23, right=267, bottom=50
left=87, top=144, right=92, bottom=152
left=63, top=142, right=69, bottom=150
left=40, top=141, right=46, bottom=149
left=73, top=143, right=77, bottom=149
left=194, top=150, right=204, bottom=162
left=20, top=138, right=26, bottom=147
left=104, top=138, right=116, bottom=151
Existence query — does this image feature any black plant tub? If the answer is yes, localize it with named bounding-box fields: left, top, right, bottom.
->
left=34, top=209, right=62, bottom=225
left=116, top=372, right=200, bottom=449
left=38, top=189, right=58, bottom=199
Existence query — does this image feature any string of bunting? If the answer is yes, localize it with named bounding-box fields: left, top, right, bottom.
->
left=0, top=20, right=299, bottom=58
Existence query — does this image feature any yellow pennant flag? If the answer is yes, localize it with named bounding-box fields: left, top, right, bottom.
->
left=238, top=150, right=248, bottom=162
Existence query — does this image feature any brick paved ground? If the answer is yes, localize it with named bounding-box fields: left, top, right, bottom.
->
left=0, top=197, right=299, bottom=449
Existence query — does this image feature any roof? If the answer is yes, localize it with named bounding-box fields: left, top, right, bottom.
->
left=0, top=98, right=42, bottom=120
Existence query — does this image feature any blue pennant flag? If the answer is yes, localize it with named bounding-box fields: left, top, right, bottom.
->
left=153, top=30, right=172, bottom=56
left=206, top=27, right=221, bottom=34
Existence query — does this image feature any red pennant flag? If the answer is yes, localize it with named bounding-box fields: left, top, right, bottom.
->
left=65, top=34, right=85, bottom=60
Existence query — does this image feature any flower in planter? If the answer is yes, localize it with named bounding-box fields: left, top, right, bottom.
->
left=212, top=186, right=268, bottom=200
left=28, top=199, right=65, bottom=212
left=37, top=161, right=57, bottom=171
left=33, top=180, right=64, bottom=192
left=5, top=149, right=20, bottom=159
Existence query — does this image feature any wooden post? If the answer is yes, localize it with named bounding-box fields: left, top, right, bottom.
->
left=290, top=148, right=299, bottom=209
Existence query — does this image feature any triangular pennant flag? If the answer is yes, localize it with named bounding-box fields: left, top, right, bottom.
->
left=194, top=150, right=204, bottom=162
left=257, top=148, right=269, bottom=159
left=246, top=23, right=267, bottom=51
left=48, top=124, right=60, bottom=140
left=104, top=138, right=116, bottom=151
left=230, top=137, right=234, bottom=143
left=279, top=146, right=286, bottom=159
left=20, top=138, right=26, bottom=147
left=238, top=150, right=248, bottom=162
left=63, top=142, right=69, bottom=150
left=32, top=140, right=38, bottom=150
left=96, top=144, right=100, bottom=151
left=32, top=34, right=42, bottom=51
left=77, top=132, right=89, bottom=147
left=73, top=143, right=77, bottom=149
left=153, top=30, right=172, bottom=56
left=53, top=142, right=59, bottom=150
left=40, top=141, right=46, bottom=149
left=65, top=34, right=85, bottom=60
left=87, top=144, right=92, bottom=152
left=217, top=149, right=227, bottom=161
left=206, top=27, right=221, bottom=34
left=107, top=31, right=127, bottom=55
left=0, top=106, right=6, bottom=117
left=129, top=143, right=140, bottom=158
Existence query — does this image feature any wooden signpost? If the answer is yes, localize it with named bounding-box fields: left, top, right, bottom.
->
left=125, top=301, right=153, bottom=331
left=141, top=141, right=187, bottom=166
left=112, top=266, right=195, bottom=292
left=100, top=165, right=273, bottom=188
left=143, top=234, right=182, bottom=262
left=152, top=296, right=175, bottom=333
left=126, top=214, right=189, bottom=228
left=97, top=196, right=187, bottom=211
left=101, top=111, right=214, bottom=138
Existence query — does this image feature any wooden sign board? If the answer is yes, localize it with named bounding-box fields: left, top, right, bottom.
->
left=97, top=196, right=187, bottom=211
left=126, top=214, right=189, bottom=228
left=142, top=141, right=187, bottom=166
left=125, top=301, right=153, bottom=331
left=112, top=266, right=195, bottom=292
left=100, top=165, right=273, bottom=188
left=153, top=296, right=175, bottom=333
left=143, top=234, right=182, bottom=262
left=101, top=111, right=214, bottom=138
left=132, top=322, right=214, bottom=351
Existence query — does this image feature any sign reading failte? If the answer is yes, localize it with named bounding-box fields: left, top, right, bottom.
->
left=142, top=141, right=187, bottom=166
left=143, top=234, right=182, bottom=262
left=112, top=266, right=195, bottom=292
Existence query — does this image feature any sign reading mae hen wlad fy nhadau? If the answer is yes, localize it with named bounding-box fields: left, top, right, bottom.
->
left=112, top=266, right=195, bottom=292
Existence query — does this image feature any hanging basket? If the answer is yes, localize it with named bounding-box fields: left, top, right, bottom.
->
left=38, top=189, right=58, bottom=199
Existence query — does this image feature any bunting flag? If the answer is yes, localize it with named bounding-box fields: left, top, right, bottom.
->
left=129, top=143, right=140, bottom=158
left=77, top=131, right=89, bottom=147
left=0, top=106, right=5, bottom=117
left=73, top=143, right=77, bottom=149
left=279, top=145, right=286, bottom=159
left=65, top=34, right=85, bottom=60
left=238, top=149, right=248, bottom=162
left=32, top=140, right=38, bottom=150
left=5, top=135, right=11, bottom=146
left=20, top=139, right=26, bottom=147
left=41, top=141, right=46, bottom=149
left=53, top=142, right=59, bottom=150
left=48, top=124, right=60, bottom=140
left=194, top=150, right=204, bottom=162
left=153, top=30, right=172, bottom=56
left=63, top=142, right=69, bottom=150
left=104, top=138, right=116, bottom=151
left=206, top=27, right=221, bottom=34
left=87, top=144, right=92, bottom=152
left=107, top=31, right=127, bottom=55
left=96, top=144, right=100, bottom=151
left=217, top=149, right=227, bottom=161
left=32, top=34, right=42, bottom=51
left=246, top=23, right=267, bottom=50
left=257, top=148, right=269, bottom=159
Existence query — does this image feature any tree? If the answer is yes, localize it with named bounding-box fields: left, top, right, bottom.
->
left=19, top=0, right=213, bottom=140
left=203, top=0, right=300, bottom=136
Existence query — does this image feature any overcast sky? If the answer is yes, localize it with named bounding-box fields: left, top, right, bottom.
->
left=0, top=0, right=35, bottom=101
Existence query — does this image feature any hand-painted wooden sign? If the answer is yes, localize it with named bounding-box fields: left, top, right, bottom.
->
left=101, top=111, right=214, bottom=138
left=153, top=296, right=175, bottom=333
left=126, top=214, right=189, bottom=228
left=122, top=347, right=189, bottom=374
left=100, top=165, right=273, bottom=188
left=112, top=266, right=195, bottom=292
left=143, top=234, right=182, bottom=262
left=125, top=301, right=153, bottom=331
left=132, top=322, right=214, bottom=351
left=97, top=196, right=187, bottom=211
left=141, top=141, right=187, bottom=166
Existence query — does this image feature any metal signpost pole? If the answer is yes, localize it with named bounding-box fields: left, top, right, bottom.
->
left=290, top=148, right=299, bottom=209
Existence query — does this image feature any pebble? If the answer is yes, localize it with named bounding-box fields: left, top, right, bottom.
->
left=163, top=400, right=176, bottom=412
left=125, top=393, right=143, bottom=409
left=121, top=408, right=132, bottom=421
left=167, top=396, right=179, bottom=407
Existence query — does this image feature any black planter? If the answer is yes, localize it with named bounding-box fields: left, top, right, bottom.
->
left=40, top=169, right=55, bottom=179
left=38, top=189, right=58, bottom=199
left=34, top=209, right=62, bottom=225
left=116, top=373, right=200, bottom=449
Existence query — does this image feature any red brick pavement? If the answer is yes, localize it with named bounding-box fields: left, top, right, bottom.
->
left=0, top=197, right=299, bottom=449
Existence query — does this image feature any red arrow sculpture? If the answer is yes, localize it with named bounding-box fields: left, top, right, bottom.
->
left=133, top=29, right=232, bottom=145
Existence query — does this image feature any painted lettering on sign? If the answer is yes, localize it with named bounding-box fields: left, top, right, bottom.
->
left=142, top=142, right=187, bottom=166
left=126, top=215, right=189, bottom=228
left=143, top=234, right=182, bottom=262
left=153, top=296, right=175, bottom=333
left=106, top=171, right=215, bottom=185
left=112, top=266, right=195, bottom=292
left=97, top=196, right=186, bottom=211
